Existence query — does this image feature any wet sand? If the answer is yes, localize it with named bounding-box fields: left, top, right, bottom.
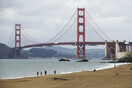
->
left=0, top=64, right=132, bottom=88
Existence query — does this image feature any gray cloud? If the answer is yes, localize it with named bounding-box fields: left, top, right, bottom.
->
left=0, top=0, right=132, bottom=47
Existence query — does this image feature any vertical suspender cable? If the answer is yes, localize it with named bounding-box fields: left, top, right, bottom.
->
left=86, top=11, right=112, bottom=41
left=86, top=19, right=105, bottom=41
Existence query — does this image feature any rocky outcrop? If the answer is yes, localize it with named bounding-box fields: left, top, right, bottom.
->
left=118, top=54, right=132, bottom=62
left=59, top=58, right=70, bottom=61
left=76, top=59, right=88, bottom=62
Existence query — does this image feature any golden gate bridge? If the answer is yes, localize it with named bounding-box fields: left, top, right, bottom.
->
left=8, top=8, right=132, bottom=59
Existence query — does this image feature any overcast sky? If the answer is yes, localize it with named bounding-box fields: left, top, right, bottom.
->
left=0, top=0, right=132, bottom=47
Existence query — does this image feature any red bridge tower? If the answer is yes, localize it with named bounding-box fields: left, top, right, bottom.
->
left=77, top=8, right=86, bottom=58
left=15, top=24, right=21, bottom=58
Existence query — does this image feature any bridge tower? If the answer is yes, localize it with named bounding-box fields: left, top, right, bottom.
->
left=15, top=24, right=21, bottom=58
left=77, top=8, right=86, bottom=58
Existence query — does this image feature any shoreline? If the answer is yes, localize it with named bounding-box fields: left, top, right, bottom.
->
left=0, top=63, right=132, bottom=88
left=0, top=63, right=128, bottom=80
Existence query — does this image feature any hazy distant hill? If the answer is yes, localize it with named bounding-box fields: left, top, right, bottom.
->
left=29, top=48, right=57, bottom=58
left=25, top=48, right=75, bottom=58
left=44, top=46, right=105, bottom=58
left=85, top=49, right=105, bottom=58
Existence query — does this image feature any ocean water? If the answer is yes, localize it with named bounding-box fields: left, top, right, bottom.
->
left=0, top=58, right=125, bottom=79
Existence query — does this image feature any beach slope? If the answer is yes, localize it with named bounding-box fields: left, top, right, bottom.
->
left=0, top=64, right=132, bottom=88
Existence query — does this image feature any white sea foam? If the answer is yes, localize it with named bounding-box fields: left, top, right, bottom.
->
left=59, top=63, right=128, bottom=75
left=96, top=63, right=127, bottom=70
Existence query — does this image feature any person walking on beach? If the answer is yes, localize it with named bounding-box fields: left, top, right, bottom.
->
left=45, top=70, right=47, bottom=75
left=40, top=72, right=42, bottom=76
left=93, top=69, right=96, bottom=72
left=37, top=72, right=39, bottom=76
left=54, top=70, right=56, bottom=74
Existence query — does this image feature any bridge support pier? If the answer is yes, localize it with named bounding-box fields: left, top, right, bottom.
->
left=105, top=40, right=108, bottom=59
left=116, top=40, right=120, bottom=58
left=130, top=45, right=132, bottom=52
left=77, top=44, right=85, bottom=58
left=105, top=40, right=129, bottom=59
left=105, top=40, right=116, bottom=59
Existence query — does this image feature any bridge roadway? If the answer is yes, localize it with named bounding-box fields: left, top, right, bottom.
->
left=21, top=42, right=132, bottom=48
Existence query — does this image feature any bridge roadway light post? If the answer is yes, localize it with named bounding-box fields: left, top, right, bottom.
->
left=77, top=8, right=86, bottom=58
left=15, top=24, right=21, bottom=58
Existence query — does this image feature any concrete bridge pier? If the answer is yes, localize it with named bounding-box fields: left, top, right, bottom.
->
left=116, top=40, right=120, bottom=58
left=105, top=40, right=116, bottom=59
left=126, top=43, right=132, bottom=52
left=129, top=44, right=132, bottom=52
left=105, top=40, right=107, bottom=59
left=105, top=40, right=121, bottom=59
left=115, top=40, right=132, bottom=59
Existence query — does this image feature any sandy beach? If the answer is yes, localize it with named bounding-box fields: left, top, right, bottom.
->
left=0, top=64, right=132, bottom=88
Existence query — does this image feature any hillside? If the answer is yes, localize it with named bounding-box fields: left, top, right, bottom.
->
left=0, top=43, right=13, bottom=58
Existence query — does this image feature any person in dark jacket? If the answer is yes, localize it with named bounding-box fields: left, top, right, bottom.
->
left=45, top=70, right=47, bottom=75
left=37, top=72, right=39, bottom=76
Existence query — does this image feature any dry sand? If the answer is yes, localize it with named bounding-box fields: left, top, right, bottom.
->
left=0, top=64, right=132, bottom=88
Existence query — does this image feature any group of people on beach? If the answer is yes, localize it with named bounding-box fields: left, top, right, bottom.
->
left=37, top=70, right=56, bottom=76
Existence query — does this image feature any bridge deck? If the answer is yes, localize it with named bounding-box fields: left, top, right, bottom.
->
left=21, top=42, right=132, bottom=48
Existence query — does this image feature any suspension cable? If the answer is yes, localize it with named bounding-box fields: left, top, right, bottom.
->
left=86, top=18, right=105, bottom=41
left=0, top=26, right=15, bottom=57
left=21, top=27, right=40, bottom=43
left=7, top=28, right=15, bottom=47
left=86, top=11, right=112, bottom=41
left=52, top=19, right=77, bottom=42
left=21, top=31, right=37, bottom=44
left=47, top=10, right=77, bottom=43
left=11, top=38, right=15, bottom=48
